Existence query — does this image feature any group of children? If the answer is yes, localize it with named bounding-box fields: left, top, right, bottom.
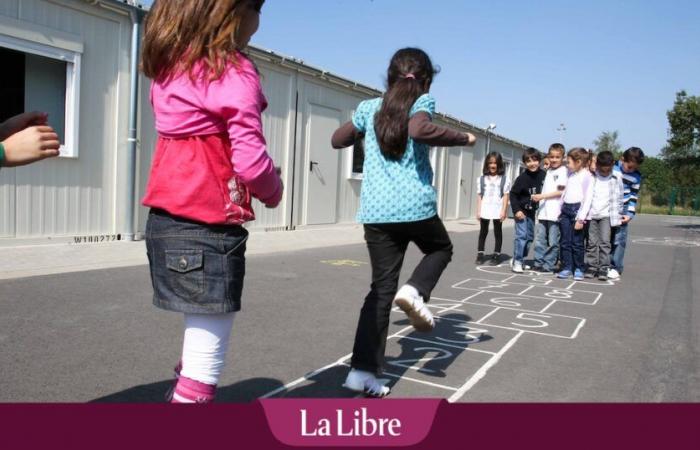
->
left=139, top=0, right=645, bottom=401
left=476, top=144, right=644, bottom=282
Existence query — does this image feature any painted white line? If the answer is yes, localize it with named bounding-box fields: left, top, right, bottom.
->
left=473, top=307, right=500, bottom=324
left=448, top=331, right=525, bottom=402
left=451, top=278, right=473, bottom=289
left=538, top=299, right=558, bottom=313
left=519, top=285, right=534, bottom=296
left=570, top=318, right=587, bottom=339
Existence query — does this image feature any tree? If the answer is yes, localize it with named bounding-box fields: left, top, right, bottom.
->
left=593, top=130, right=621, bottom=157
left=662, top=90, right=700, bottom=187
left=639, top=156, right=671, bottom=204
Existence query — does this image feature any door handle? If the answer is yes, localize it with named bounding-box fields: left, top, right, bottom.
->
left=460, top=179, right=464, bottom=186
left=309, top=160, right=319, bottom=171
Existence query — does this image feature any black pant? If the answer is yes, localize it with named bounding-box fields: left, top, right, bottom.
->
left=350, top=215, right=453, bottom=374
left=478, top=218, right=502, bottom=253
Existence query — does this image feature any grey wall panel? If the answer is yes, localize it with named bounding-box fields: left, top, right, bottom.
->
left=8, top=0, right=129, bottom=238
left=250, top=63, right=296, bottom=230
left=0, top=1, right=19, bottom=17
left=0, top=168, right=16, bottom=238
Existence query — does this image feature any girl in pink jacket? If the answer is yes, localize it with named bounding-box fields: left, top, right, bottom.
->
left=141, top=0, right=281, bottom=403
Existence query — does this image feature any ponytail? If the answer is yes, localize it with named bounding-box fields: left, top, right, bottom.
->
left=374, top=48, right=438, bottom=160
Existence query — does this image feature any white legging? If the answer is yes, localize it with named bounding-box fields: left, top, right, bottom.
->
left=180, top=312, right=236, bottom=386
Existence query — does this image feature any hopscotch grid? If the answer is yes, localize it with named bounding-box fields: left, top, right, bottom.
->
left=455, top=277, right=605, bottom=294
left=443, top=287, right=601, bottom=306
left=261, top=269, right=606, bottom=400
left=474, top=266, right=616, bottom=286
left=392, top=335, right=498, bottom=355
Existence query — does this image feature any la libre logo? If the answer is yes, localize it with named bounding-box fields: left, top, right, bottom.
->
left=300, top=407, right=402, bottom=437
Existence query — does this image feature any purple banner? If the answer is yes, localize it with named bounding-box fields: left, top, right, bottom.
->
left=260, top=399, right=440, bottom=447
left=1, top=402, right=699, bottom=449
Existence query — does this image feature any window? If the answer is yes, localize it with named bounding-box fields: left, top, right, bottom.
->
left=0, top=17, right=82, bottom=157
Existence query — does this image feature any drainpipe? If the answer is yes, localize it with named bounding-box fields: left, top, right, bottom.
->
left=124, top=9, right=142, bottom=241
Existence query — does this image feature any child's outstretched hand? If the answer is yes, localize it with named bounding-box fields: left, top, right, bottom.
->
left=531, top=193, right=543, bottom=202
left=465, top=133, right=477, bottom=146
left=514, top=211, right=526, bottom=221
left=574, top=221, right=585, bottom=230
left=2, top=125, right=60, bottom=167
left=621, top=215, right=631, bottom=224
left=500, top=211, right=507, bottom=222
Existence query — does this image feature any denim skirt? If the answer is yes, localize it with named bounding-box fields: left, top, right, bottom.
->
left=145, top=209, right=248, bottom=314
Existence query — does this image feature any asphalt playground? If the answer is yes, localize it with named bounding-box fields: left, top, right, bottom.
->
left=1, top=214, right=698, bottom=402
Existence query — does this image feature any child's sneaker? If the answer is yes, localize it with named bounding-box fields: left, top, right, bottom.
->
left=598, top=271, right=608, bottom=281
left=474, top=252, right=485, bottom=264
left=584, top=269, right=597, bottom=279
left=557, top=270, right=572, bottom=279
left=343, top=369, right=391, bottom=398
left=489, top=253, right=501, bottom=266
left=394, top=285, right=434, bottom=332
left=512, top=261, right=524, bottom=273
left=573, top=269, right=585, bottom=281
left=607, top=268, right=620, bottom=280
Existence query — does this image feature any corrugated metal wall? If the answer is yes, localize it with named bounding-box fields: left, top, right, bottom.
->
left=2, top=0, right=527, bottom=244
left=0, top=0, right=133, bottom=242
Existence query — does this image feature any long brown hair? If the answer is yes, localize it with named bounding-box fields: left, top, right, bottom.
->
left=141, top=0, right=264, bottom=81
left=568, top=147, right=591, bottom=167
left=374, top=48, right=438, bottom=160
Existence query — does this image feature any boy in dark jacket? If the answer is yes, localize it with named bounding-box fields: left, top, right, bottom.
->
left=510, top=148, right=546, bottom=273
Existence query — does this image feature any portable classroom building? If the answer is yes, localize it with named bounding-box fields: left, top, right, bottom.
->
left=0, top=0, right=528, bottom=246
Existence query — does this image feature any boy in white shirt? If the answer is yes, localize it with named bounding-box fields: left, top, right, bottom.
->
left=577, top=151, right=624, bottom=280
left=531, top=143, right=567, bottom=273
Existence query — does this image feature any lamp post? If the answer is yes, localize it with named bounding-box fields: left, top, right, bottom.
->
left=485, top=123, right=496, bottom=158
left=557, top=123, right=566, bottom=142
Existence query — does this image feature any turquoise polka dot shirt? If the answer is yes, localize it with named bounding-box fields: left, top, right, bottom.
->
left=353, top=93, right=437, bottom=224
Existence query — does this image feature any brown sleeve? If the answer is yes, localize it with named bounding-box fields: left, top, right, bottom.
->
left=331, top=121, right=360, bottom=149
left=408, top=112, right=469, bottom=147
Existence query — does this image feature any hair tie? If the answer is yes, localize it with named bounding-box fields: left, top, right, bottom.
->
left=402, top=73, right=416, bottom=80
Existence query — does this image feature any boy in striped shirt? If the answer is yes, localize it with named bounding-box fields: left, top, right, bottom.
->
left=609, top=147, right=645, bottom=279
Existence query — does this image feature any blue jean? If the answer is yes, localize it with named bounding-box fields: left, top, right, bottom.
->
left=145, top=209, right=248, bottom=314
left=513, top=216, right=535, bottom=263
left=611, top=222, right=628, bottom=273
left=559, top=203, right=585, bottom=272
left=534, top=220, right=560, bottom=271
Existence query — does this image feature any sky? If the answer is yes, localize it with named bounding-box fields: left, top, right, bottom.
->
left=140, top=0, right=700, bottom=156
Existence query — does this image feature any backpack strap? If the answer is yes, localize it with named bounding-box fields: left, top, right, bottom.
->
left=499, top=175, right=507, bottom=197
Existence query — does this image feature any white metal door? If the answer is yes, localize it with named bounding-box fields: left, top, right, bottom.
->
left=458, top=150, right=474, bottom=219
left=443, top=148, right=461, bottom=220
left=304, top=103, right=341, bottom=225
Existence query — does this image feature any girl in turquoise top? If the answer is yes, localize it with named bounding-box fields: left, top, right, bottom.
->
left=332, top=48, right=476, bottom=396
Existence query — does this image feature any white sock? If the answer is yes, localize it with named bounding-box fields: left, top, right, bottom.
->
left=180, top=312, right=236, bottom=386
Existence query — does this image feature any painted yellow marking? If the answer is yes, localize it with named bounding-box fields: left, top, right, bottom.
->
left=320, top=259, right=367, bottom=267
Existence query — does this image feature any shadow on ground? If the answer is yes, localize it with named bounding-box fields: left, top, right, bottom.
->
left=90, top=377, right=284, bottom=403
